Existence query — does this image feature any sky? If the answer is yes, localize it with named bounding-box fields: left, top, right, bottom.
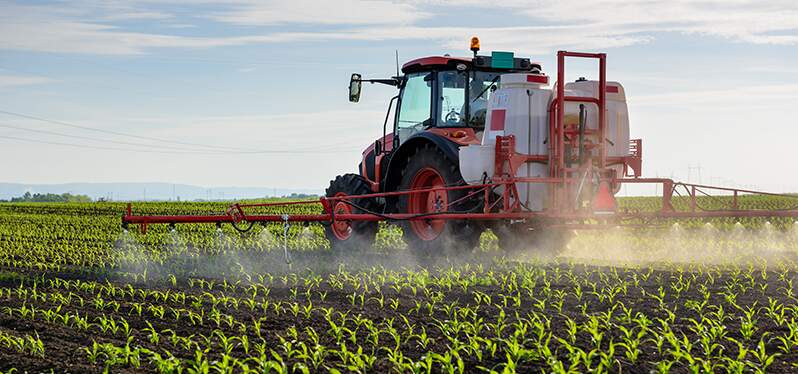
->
left=1, top=0, right=797, bottom=193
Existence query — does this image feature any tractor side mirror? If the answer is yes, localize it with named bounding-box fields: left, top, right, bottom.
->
left=349, top=73, right=362, bottom=103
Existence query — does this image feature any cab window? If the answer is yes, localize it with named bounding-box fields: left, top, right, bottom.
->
left=436, top=70, right=502, bottom=129
left=438, top=71, right=467, bottom=126
left=397, top=73, right=432, bottom=137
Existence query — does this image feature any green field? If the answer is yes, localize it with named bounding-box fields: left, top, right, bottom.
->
left=0, top=197, right=797, bottom=373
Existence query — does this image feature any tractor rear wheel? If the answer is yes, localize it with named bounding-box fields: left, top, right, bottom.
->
left=396, top=145, right=483, bottom=257
left=494, top=222, right=572, bottom=258
left=323, top=174, right=380, bottom=253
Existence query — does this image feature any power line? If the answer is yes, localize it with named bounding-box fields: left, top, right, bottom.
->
left=0, top=134, right=215, bottom=154
left=0, top=134, right=357, bottom=155
left=0, top=109, right=360, bottom=154
left=0, top=108, right=263, bottom=152
left=0, top=122, right=230, bottom=153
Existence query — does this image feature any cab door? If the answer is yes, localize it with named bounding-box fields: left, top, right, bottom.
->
left=394, top=72, right=433, bottom=147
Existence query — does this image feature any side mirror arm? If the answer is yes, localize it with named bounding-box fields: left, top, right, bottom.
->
left=363, top=78, right=401, bottom=86
left=350, top=74, right=401, bottom=103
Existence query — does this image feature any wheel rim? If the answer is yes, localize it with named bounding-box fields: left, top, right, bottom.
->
left=408, top=167, right=447, bottom=241
left=331, top=192, right=353, bottom=240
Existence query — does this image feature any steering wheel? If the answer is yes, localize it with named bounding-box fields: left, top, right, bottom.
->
left=409, top=121, right=427, bottom=131
left=445, top=109, right=461, bottom=124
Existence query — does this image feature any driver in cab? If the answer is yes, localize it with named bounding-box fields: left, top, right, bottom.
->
left=466, top=77, right=488, bottom=128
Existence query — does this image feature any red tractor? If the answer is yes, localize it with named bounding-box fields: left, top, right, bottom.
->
left=329, top=38, right=556, bottom=254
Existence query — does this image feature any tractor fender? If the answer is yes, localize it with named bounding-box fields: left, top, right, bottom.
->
left=382, top=132, right=461, bottom=192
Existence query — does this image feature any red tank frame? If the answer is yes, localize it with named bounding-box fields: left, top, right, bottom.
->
left=122, top=51, right=798, bottom=234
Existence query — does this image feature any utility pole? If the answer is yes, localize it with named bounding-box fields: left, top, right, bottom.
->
left=687, top=164, right=703, bottom=184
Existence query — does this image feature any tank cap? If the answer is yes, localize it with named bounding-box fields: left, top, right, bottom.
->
left=576, top=77, right=587, bottom=82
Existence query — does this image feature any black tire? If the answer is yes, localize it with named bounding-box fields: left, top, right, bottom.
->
left=396, top=144, right=483, bottom=258
left=323, top=174, right=380, bottom=253
left=494, top=222, right=572, bottom=258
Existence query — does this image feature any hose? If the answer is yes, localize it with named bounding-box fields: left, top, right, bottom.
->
left=230, top=220, right=255, bottom=233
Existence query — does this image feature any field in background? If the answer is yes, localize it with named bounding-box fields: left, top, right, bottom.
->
left=0, top=197, right=797, bottom=372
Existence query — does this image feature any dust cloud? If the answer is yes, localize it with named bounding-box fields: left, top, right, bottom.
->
left=111, top=220, right=798, bottom=283
left=558, top=221, right=798, bottom=266
left=110, top=224, right=443, bottom=283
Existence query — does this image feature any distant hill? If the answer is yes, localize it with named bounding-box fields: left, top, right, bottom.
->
left=0, top=183, right=321, bottom=201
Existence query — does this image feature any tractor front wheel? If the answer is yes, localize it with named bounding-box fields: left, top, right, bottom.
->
left=323, top=174, right=380, bottom=253
left=397, top=145, right=482, bottom=258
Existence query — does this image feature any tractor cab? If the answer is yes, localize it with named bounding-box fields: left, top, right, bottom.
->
left=395, top=58, right=509, bottom=143
left=349, top=38, right=542, bottom=150
left=398, top=53, right=539, bottom=133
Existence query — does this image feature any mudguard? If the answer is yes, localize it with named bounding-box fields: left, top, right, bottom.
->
left=382, top=131, right=461, bottom=192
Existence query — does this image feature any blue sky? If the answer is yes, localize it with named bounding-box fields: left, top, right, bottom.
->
left=1, top=0, right=797, bottom=193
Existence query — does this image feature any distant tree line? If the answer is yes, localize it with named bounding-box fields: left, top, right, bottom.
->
left=2, top=192, right=92, bottom=203
left=281, top=193, right=319, bottom=199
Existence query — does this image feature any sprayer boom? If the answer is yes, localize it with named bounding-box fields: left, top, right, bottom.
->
left=122, top=177, right=798, bottom=234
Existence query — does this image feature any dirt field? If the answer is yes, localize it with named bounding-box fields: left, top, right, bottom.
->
left=2, top=250, right=798, bottom=373
left=1, top=202, right=798, bottom=373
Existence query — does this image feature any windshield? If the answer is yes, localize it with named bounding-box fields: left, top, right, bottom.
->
left=437, top=70, right=502, bottom=128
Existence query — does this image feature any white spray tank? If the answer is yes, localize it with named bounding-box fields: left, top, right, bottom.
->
left=559, top=79, right=630, bottom=192
left=459, top=73, right=552, bottom=211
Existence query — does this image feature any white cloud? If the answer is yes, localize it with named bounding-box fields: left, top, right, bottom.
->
left=211, top=0, right=427, bottom=26
left=523, top=0, right=798, bottom=46
left=0, top=74, right=52, bottom=87
left=101, top=11, right=173, bottom=21
left=0, top=0, right=795, bottom=56
left=0, top=1, right=424, bottom=55
left=633, top=83, right=798, bottom=107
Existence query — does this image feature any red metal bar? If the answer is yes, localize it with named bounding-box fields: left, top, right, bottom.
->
left=123, top=207, right=798, bottom=228
left=123, top=214, right=331, bottom=224
left=673, top=182, right=793, bottom=197
left=560, top=51, right=605, bottom=58
left=556, top=51, right=566, bottom=212
left=564, top=96, right=600, bottom=104
left=552, top=51, right=611, bottom=214
left=547, top=99, right=557, bottom=207
left=598, top=53, right=607, bottom=169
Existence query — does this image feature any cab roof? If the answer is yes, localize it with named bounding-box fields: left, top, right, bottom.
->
left=401, top=55, right=542, bottom=74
